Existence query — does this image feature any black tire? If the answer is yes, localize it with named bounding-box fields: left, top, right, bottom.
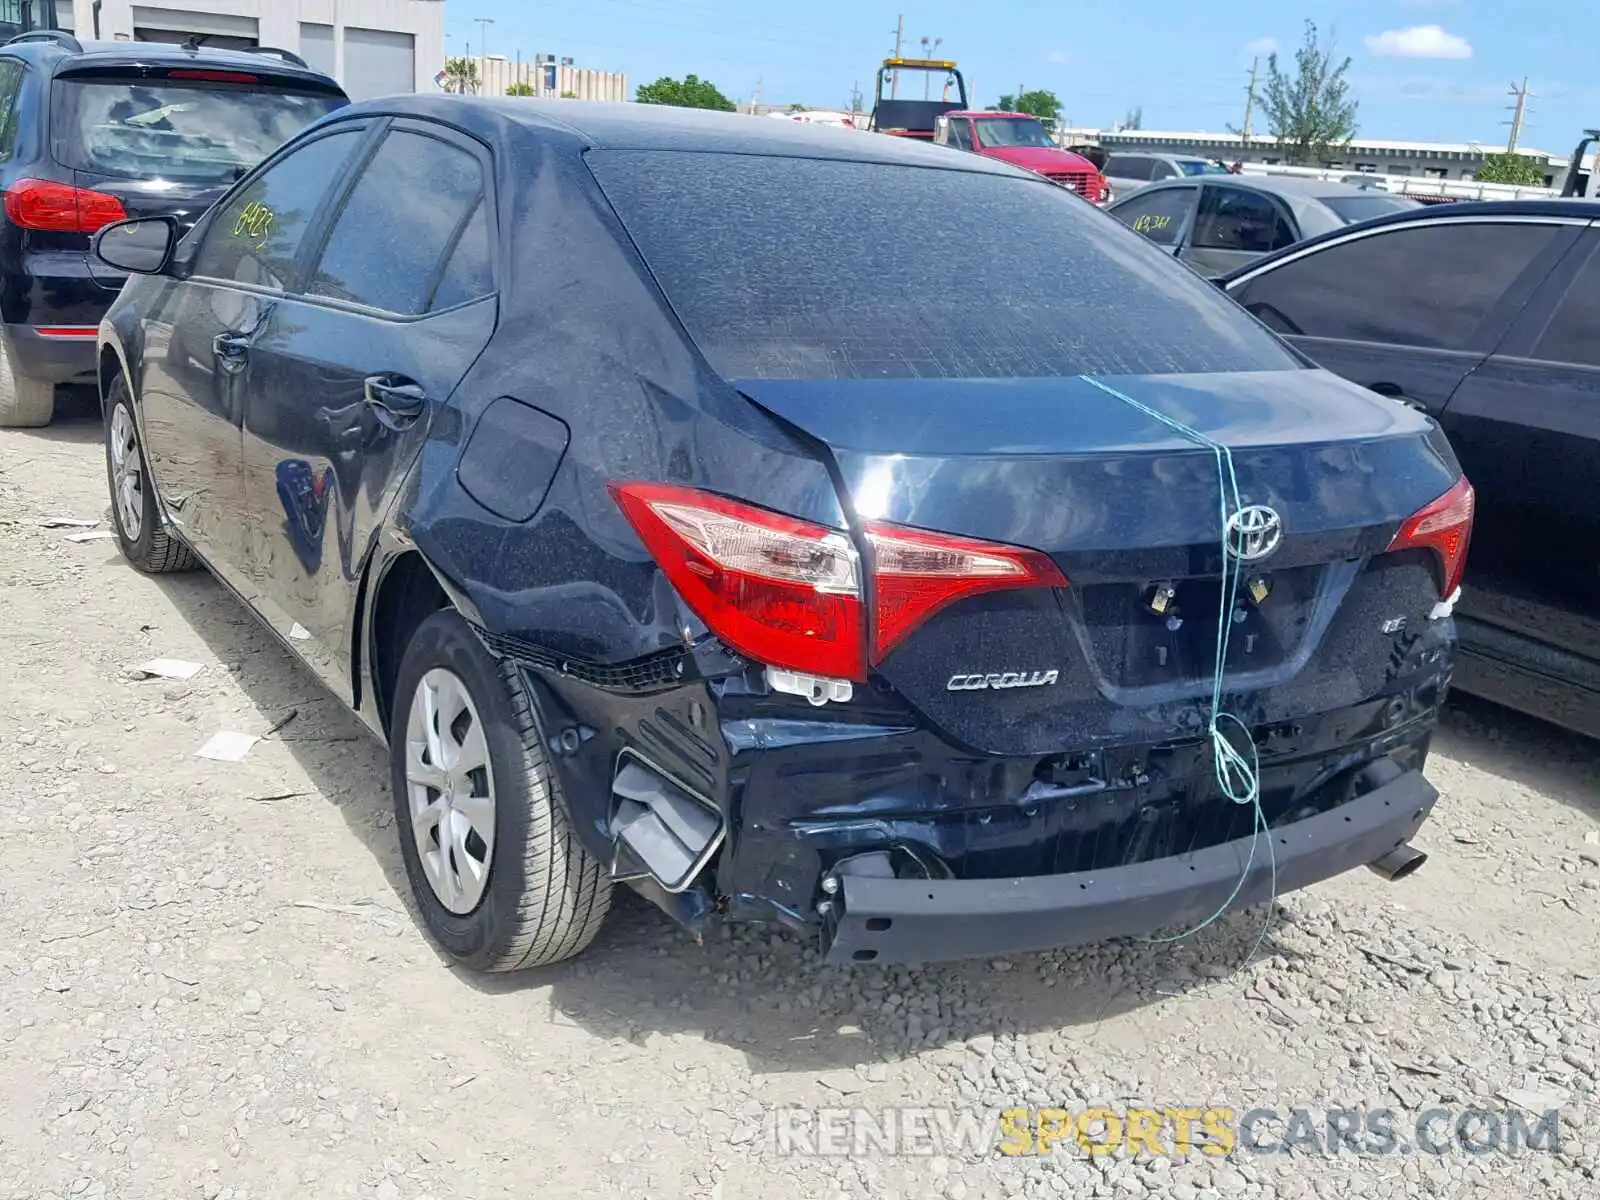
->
left=389, top=609, right=612, bottom=971
left=0, top=335, right=55, bottom=428
left=104, top=377, right=197, bottom=574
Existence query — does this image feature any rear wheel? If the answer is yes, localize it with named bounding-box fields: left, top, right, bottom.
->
left=390, top=609, right=612, bottom=971
left=0, top=337, right=55, bottom=428
left=104, top=379, right=196, bottom=573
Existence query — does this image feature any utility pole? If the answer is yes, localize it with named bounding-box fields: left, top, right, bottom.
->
left=750, top=75, right=763, bottom=113
left=889, top=14, right=904, bottom=98
left=919, top=36, right=942, bottom=100
left=475, top=16, right=494, bottom=60
left=1506, top=77, right=1531, bottom=152
left=1241, top=56, right=1259, bottom=142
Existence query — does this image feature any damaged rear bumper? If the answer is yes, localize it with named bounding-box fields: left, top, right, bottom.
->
left=820, top=760, right=1437, bottom=966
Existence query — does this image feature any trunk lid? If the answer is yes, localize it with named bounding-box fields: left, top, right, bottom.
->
left=737, top=370, right=1462, bottom=754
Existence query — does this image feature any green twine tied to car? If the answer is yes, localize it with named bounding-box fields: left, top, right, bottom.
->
left=1078, top=376, right=1277, bottom=955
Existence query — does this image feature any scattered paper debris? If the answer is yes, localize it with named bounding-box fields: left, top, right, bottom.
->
left=65, top=530, right=117, bottom=543
left=133, top=658, right=205, bottom=682
left=40, top=517, right=98, bottom=529
left=195, top=731, right=260, bottom=762
left=289, top=623, right=311, bottom=640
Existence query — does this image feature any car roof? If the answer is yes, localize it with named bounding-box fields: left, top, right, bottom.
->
left=0, top=33, right=340, bottom=88
left=331, top=95, right=1043, bottom=177
left=1217, top=197, right=1600, bottom=283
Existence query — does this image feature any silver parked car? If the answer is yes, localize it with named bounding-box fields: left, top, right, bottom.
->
left=1105, top=175, right=1424, bottom=277
left=1103, top=152, right=1231, bottom=197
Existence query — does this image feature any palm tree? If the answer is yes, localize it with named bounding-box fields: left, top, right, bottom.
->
left=442, top=57, right=479, bottom=95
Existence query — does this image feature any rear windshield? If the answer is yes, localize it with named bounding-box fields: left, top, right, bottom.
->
left=585, top=151, right=1301, bottom=380
left=1320, top=194, right=1425, bottom=224
left=53, top=78, right=345, bottom=184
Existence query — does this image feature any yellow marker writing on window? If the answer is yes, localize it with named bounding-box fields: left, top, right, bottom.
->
left=231, top=200, right=275, bottom=252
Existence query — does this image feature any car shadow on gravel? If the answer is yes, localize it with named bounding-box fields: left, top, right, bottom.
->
left=1437, top=694, right=1600, bottom=824
left=148, top=565, right=1303, bottom=1073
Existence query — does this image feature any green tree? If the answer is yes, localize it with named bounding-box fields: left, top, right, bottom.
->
left=1243, top=20, right=1358, bottom=165
left=505, top=81, right=536, bottom=97
left=990, top=88, right=1063, bottom=124
left=634, top=74, right=736, bottom=111
left=1123, top=105, right=1143, bottom=131
left=560, top=90, right=580, bottom=99
left=1475, top=152, right=1545, bottom=186
left=442, top=56, right=478, bottom=95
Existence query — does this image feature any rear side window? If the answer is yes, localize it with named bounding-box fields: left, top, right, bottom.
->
left=1192, top=186, right=1295, bottom=254
left=51, top=77, right=346, bottom=185
left=1109, top=156, right=1149, bottom=180
left=587, top=151, right=1300, bottom=380
left=308, top=129, right=492, bottom=316
left=0, top=58, right=23, bottom=160
left=191, top=128, right=363, bottom=291
left=1231, top=221, right=1565, bottom=351
left=1529, top=243, right=1600, bottom=367
left=1109, top=186, right=1195, bottom=245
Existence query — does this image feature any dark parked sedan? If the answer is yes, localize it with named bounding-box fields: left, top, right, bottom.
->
left=1220, top=200, right=1600, bottom=740
left=93, top=97, right=1470, bottom=971
left=1108, top=175, right=1422, bottom=277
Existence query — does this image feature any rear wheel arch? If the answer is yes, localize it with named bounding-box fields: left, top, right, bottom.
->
left=368, top=550, right=454, bottom=736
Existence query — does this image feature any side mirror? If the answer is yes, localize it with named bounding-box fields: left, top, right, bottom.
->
left=91, top=216, right=178, bottom=276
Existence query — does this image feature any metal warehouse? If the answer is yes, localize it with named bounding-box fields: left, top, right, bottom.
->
left=56, top=0, right=444, bottom=99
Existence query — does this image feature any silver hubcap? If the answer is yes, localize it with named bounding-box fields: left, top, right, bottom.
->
left=108, top=405, right=143, bottom=542
left=405, top=668, right=496, bottom=914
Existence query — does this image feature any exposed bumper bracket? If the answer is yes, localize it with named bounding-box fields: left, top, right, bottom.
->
left=821, top=764, right=1438, bottom=966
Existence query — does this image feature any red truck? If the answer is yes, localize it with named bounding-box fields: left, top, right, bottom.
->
left=934, top=111, right=1110, bottom=204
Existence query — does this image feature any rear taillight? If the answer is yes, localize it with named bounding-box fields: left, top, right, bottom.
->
left=1387, top=476, right=1474, bottom=597
left=610, top=484, right=1067, bottom=680
left=864, top=521, right=1066, bottom=661
left=4, top=179, right=126, bottom=233
left=610, top=484, right=864, bottom=679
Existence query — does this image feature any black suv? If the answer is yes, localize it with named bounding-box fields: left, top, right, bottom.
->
left=0, top=29, right=348, bottom=427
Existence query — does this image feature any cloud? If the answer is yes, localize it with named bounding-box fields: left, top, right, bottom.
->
left=1365, top=25, right=1473, bottom=59
left=1245, top=37, right=1277, bottom=56
left=1046, top=50, right=1071, bottom=65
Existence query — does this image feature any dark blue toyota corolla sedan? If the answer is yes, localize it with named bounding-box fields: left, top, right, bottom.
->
left=90, top=97, right=1472, bottom=971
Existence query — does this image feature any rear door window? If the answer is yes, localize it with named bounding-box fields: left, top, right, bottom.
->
left=1230, top=220, right=1568, bottom=350
left=1529, top=244, right=1600, bottom=367
left=190, top=126, right=365, bottom=292
left=1109, top=186, right=1196, bottom=245
left=1191, top=186, right=1295, bottom=254
left=307, top=128, right=493, bottom=316
left=51, top=75, right=346, bottom=185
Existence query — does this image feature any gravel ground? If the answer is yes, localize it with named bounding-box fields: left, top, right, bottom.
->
left=1, top=398, right=1598, bottom=1200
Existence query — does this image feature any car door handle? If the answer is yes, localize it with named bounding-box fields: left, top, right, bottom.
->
left=213, top=331, right=252, bottom=360
left=363, top=376, right=428, bottom=424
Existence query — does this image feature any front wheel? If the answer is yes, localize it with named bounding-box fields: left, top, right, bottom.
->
left=104, top=379, right=196, bottom=574
left=389, top=609, right=612, bottom=971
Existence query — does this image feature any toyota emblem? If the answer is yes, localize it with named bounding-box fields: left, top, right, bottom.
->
left=1226, top=505, right=1283, bottom=562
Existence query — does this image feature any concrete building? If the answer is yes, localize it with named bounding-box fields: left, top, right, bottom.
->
left=466, top=53, right=627, bottom=103
left=58, top=0, right=445, bottom=99
left=1059, top=126, right=1570, bottom=189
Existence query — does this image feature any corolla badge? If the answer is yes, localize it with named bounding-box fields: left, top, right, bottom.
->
left=947, top=670, right=1059, bottom=692
left=1226, top=504, right=1283, bottom=562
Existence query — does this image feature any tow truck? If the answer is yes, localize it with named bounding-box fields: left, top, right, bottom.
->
left=1560, top=128, right=1600, bottom=197
left=867, top=56, right=968, bottom=141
